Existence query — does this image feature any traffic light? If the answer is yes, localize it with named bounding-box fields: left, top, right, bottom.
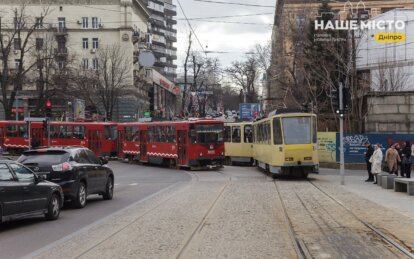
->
left=331, top=89, right=340, bottom=113
left=343, top=87, right=351, bottom=111
left=45, top=100, right=52, bottom=118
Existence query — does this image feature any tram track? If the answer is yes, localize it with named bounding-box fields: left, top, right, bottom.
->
left=274, top=179, right=414, bottom=259
left=175, top=181, right=230, bottom=259
left=308, top=180, right=414, bottom=259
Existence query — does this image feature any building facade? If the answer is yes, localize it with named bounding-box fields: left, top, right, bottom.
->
left=143, top=0, right=178, bottom=82
left=0, top=0, right=153, bottom=122
left=269, top=0, right=414, bottom=112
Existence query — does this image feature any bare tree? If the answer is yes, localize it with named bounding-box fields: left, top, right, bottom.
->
left=0, top=5, right=50, bottom=119
left=226, top=56, right=259, bottom=103
left=181, top=32, right=192, bottom=116
left=373, top=61, right=409, bottom=92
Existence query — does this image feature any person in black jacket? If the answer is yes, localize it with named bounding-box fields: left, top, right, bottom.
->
left=401, top=141, right=412, bottom=178
left=364, top=142, right=374, bottom=182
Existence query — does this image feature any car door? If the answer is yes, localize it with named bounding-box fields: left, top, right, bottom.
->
left=10, top=163, right=48, bottom=213
left=0, top=163, right=22, bottom=217
left=85, top=150, right=107, bottom=192
left=76, top=150, right=97, bottom=194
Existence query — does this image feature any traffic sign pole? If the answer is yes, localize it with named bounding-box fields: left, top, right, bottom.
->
left=339, top=82, right=345, bottom=185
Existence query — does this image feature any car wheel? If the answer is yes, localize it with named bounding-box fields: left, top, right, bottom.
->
left=73, top=182, right=87, bottom=208
left=103, top=177, right=114, bottom=200
left=45, top=194, right=60, bottom=220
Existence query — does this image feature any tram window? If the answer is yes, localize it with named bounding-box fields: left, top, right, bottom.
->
left=74, top=126, right=85, bottom=139
left=50, top=126, right=59, bottom=138
left=282, top=117, right=311, bottom=144
left=223, top=126, right=231, bottom=142
left=312, top=117, right=317, bottom=143
left=6, top=125, right=17, bottom=137
left=166, top=126, right=175, bottom=143
left=132, top=127, right=139, bottom=142
left=273, top=118, right=283, bottom=145
left=104, top=126, right=113, bottom=140
left=19, top=125, right=28, bottom=138
left=124, top=127, right=131, bottom=141
left=244, top=125, right=252, bottom=143
left=148, top=126, right=154, bottom=143
left=231, top=126, right=241, bottom=143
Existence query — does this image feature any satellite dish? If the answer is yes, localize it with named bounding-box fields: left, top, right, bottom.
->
left=138, top=51, right=156, bottom=67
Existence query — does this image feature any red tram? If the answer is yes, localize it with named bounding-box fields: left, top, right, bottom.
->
left=118, top=119, right=225, bottom=168
left=0, top=121, right=117, bottom=157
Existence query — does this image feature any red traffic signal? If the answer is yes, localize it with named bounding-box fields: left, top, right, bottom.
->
left=46, top=100, right=52, bottom=107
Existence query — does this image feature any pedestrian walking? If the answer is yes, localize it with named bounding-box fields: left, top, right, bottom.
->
left=370, top=144, right=383, bottom=184
left=385, top=144, right=400, bottom=175
left=401, top=141, right=412, bottom=178
left=364, top=142, right=374, bottom=182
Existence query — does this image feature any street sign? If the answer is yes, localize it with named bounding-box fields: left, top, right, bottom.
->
left=144, top=112, right=151, bottom=118
left=24, top=117, right=48, bottom=122
left=239, top=103, right=260, bottom=120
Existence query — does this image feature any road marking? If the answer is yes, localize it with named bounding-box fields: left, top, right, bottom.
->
left=129, top=183, right=138, bottom=186
left=114, top=183, right=120, bottom=186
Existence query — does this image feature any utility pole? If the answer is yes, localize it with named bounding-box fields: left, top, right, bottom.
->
left=339, top=82, right=345, bottom=185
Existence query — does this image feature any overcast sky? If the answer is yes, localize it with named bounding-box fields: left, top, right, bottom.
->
left=174, top=0, right=275, bottom=74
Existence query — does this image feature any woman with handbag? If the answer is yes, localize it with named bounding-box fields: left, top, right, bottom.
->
left=370, top=144, right=383, bottom=184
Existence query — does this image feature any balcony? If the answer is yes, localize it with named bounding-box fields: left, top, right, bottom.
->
left=164, top=3, right=177, bottom=16
left=54, top=47, right=68, bottom=57
left=54, top=27, right=68, bottom=36
left=152, top=45, right=167, bottom=57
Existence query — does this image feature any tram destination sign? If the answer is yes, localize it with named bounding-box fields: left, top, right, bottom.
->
left=239, top=103, right=260, bottom=120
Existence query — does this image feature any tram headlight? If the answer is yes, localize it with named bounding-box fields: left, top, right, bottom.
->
left=199, top=152, right=203, bottom=157
left=304, top=157, right=312, bottom=161
left=285, top=157, right=294, bottom=162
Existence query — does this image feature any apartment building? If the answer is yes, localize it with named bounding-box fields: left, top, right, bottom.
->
left=143, top=0, right=178, bottom=82
left=268, top=0, right=414, bottom=111
left=0, top=0, right=155, bottom=122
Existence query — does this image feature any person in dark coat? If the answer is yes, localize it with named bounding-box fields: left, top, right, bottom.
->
left=364, top=142, right=374, bottom=182
left=401, top=141, right=412, bottom=178
left=395, top=143, right=403, bottom=176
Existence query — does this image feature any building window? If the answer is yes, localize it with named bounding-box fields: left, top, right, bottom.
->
left=92, top=58, right=98, bottom=70
left=82, top=58, right=89, bottom=70
left=15, top=59, right=21, bottom=69
left=14, top=17, right=22, bottom=29
left=82, top=17, right=88, bottom=29
left=14, top=38, right=21, bottom=50
left=82, top=38, right=88, bottom=49
left=58, top=17, right=66, bottom=31
left=35, top=17, right=43, bottom=29
left=58, top=61, right=65, bottom=70
left=36, top=38, right=44, bottom=50
left=92, top=17, right=98, bottom=29
left=92, top=38, right=99, bottom=49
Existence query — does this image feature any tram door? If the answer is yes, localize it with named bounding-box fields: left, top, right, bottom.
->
left=139, top=130, right=148, bottom=161
left=88, top=129, right=102, bottom=156
left=117, top=130, right=124, bottom=158
left=0, top=127, right=4, bottom=147
left=177, top=130, right=187, bottom=166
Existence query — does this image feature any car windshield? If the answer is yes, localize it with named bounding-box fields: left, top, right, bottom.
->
left=190, top=124, right=223, bottom=144
left=17, top=151, right=71, bottom=166
left=282, top=117, right=311, bottom=144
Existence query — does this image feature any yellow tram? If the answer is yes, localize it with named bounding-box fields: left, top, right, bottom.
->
left=252, top=112, right=319, bottom=178
left=224, top=122, right=254, bottom=165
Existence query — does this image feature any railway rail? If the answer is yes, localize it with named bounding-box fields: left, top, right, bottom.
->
left=274, top=179, right=414, bottom=259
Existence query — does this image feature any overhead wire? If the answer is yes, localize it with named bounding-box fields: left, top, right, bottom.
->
left=193, top=0, right=275, bottom=8
left=176, top=0, right=207, bottom=56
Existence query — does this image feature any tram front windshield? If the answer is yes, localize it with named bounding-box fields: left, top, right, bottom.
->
left=282, top=117, right=311, bottom=144
left=190, top=124, right=224, bottom=144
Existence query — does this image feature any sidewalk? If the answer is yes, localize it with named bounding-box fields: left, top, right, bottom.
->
left=317, top=168, right=414, bottom=219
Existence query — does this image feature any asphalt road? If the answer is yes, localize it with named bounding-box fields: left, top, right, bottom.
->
left=0, top=161, right=191, bottom=259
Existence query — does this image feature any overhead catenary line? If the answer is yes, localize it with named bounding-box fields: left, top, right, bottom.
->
left=177, top=0, right=207, bottom=56
left=193, top=0, right=275, bottom=8
left=177, top=12, right=273, bottom=20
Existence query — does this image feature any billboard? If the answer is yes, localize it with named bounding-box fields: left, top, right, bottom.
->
left=239, top=103, right=260, bottom=120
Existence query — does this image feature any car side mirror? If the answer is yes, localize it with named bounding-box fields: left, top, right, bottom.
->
left=99, top=157, right=108, bottom=165
left=35, top=174, right=46, bottom=183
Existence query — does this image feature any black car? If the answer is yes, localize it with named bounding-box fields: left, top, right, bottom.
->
left=0, top=160, right=63, bottom=223
left=17, top=147, right=114, bottom=208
